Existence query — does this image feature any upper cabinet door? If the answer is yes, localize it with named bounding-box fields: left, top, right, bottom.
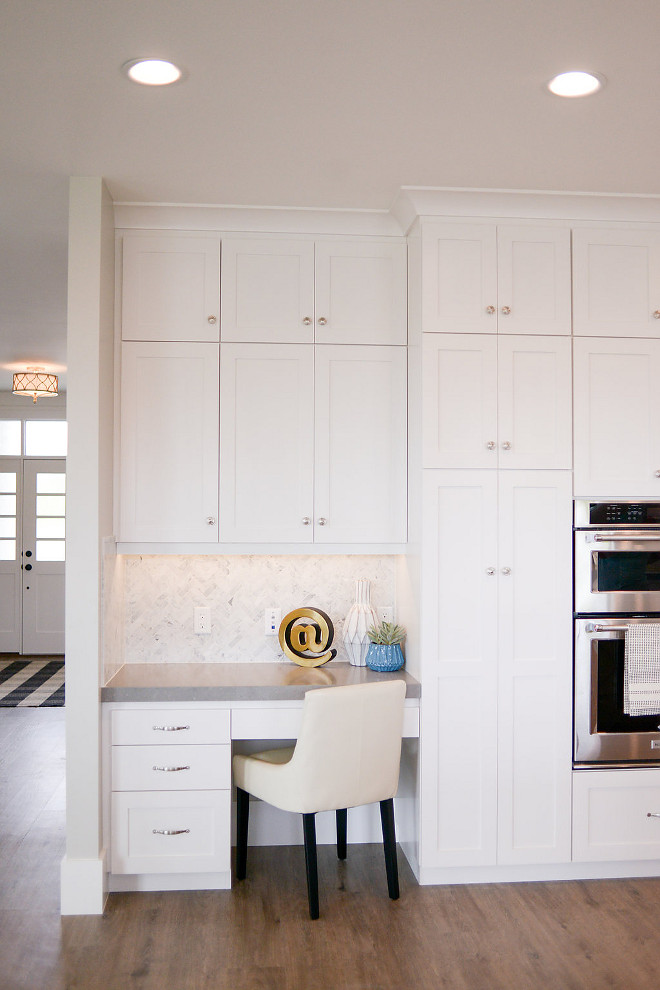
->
left=121, top=235, right=220, bottom=342
left=120, top=342, right=219, bottom=542
left=573, top=337, right=660, bottom=497
left=314, top=345, right=407, bottom=543
left=314, top=240, right=407, bottom=345
left=218, top=344, right=314, bottom=543
left=220, top=238, right=315, bottom=344
left=573, top=228, right=660, bottom=337
left=422, top=223, right=497, bottom=333
left=497, top=226, right=571, bottom=335
left=497, top=336, right=572, bottom=470
left=422, top=334, right=498, bottom=468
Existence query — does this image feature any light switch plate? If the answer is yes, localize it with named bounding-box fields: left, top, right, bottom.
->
left=194, top=606, right=211, bottom=634
left=264, top=607, right=281, bottom=636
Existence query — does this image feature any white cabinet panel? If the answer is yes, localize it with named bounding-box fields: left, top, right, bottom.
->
left=112, top=708, right=230, bottom=746
left=573, top=228, right=660, bottom=337
left=497, top=335, right=572, bottom=470
left=221, top=236, right=406, bottom=345
left=497, top=226, right=571, bottom=335
left=220, top=238, right=315, bottom=344
left=573, top=769, right=660, bottom=861
left=421, top=222, right=571, bottom=334
left=219, top=344, right=314, bottom=542
left=119, top=342, right=219, bottom=542
left=314, top=345, right=407, bottom=543
left=422, top=223, right=497, bottom=333
left=496, top=472, right=572, bottom=864
left=314, top=241, right=407, bottom=345
left=423, top=335, right=572, bottom=470
left=422, top=333, right=498, bottom=469
left=420, top=470, right=572, bottom=869
left=111, top=791, right=231, bottom=875
left=420, top=471, right=499, bottom=867
left=573, top=337, right=660, bottom=496
left=121, top=234, right=220, bottom=342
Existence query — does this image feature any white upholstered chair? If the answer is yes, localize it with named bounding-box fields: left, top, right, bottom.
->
left=232, top=679, right=407, bottom=919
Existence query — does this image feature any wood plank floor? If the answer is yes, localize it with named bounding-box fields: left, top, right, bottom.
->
left=4, top=707, right=660, bottom=990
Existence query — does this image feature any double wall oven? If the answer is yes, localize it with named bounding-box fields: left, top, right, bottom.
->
left=574, top=501, right=660, bottom=765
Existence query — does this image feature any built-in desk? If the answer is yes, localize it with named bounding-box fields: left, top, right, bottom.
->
left=102, top=663, right=420, bottom=894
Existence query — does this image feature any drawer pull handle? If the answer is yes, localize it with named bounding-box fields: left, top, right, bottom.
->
left=152, top=765, right=191, bottom=772
left=152, top=725, right=190, bottom=732
left=152, top=828, right=190, bottom=836
left=647, top=813, right=660, bottom=818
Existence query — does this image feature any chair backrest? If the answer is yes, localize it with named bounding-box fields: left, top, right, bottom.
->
left=288, top=680, right=407, bottom=813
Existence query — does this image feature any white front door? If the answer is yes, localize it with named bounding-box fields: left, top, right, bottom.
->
left=21, top=459, right=66, bottom=654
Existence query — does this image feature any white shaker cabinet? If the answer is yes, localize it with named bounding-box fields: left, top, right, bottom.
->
left=121, top=233, right=220, bottom=342
left=573, top=336, right=660, bottom=497
left=420, top=470, right=572, bottom=870
left=119, top=342, right=220, bottom=542
left=221, top=236, right=407, bottom=345
left=422, top=334, right=572, bottom=470
left=572, top=228, right=660, bottom=337
left=219, top=343, right=407, bottom=544
left=572, top=769, right=660, bottom=862
left=421, top=222, right=571, bottom=335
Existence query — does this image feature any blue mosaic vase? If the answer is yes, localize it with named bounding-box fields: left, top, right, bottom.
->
left=365, top=643, right=404, bottom=672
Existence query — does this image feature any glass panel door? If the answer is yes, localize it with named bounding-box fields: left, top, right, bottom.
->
left=22, top=459, right=65, bottom=654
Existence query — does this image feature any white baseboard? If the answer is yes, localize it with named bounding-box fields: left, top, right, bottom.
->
left=418, top=859, right=660, bottom=886
left=108, top=871, right=231, bottom=892
left=60, top=852, right=107, bottom=915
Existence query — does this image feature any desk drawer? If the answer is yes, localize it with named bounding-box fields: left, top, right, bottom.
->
left=112, top=708, right=230, bottom=745
left=231, top=703, right=420, bottom=740
left=111, top=791, right=231, bottom=874
left=112, top=744, right=230, bottom=791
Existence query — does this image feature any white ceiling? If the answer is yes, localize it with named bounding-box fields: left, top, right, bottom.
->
left=2, top=0, right=660, bottom=392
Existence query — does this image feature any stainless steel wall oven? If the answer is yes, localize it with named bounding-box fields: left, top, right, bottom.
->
left=574, top=501, right=660, bottom=766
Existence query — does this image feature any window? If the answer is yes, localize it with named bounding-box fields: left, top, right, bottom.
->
left=0, top=422, right=21, bottom=456
left=24, top=421, right=68, bottom=457
left=35, top=472, right=66, bottom=561
left=0, top=472, right=17, bottom=561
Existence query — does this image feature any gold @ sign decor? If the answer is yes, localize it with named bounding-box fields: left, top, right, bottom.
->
left=278, top=608, right=337, bottom=667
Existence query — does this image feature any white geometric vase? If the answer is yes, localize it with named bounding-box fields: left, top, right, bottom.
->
left=342, top=579, right=379, bottom=667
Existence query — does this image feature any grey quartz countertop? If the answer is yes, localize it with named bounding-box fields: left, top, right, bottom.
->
left=101, top=662, right=421, bottom=702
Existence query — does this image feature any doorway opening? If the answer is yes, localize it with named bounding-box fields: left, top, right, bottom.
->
left=0, top=417, right=67, bottom=654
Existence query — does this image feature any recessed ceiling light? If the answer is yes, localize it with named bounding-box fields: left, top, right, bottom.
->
left=123, top=58, right=183, bottom=86
left=547, top=70, right=604, bottom=98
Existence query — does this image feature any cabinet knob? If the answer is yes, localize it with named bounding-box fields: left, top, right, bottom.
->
left=301, top=516, right=311, bottom=525
left=486, top=440, right=497, bottom=451
left=317, top=317, right=328, bottom=326
left=317, top=517, right=327, bottom=526
left=207, top=315, right=217, bottom=325
left=655, top=472, right=660, bottom=479
left=485, top=305, right=496, bottom=315
left=485, top=567, right=496, bottom=576
left=501, top=306, right=511, bottom=316
left=501, top=567, right=512, bottom=576
left=501, top=441, right=512, bottom=450
left=206, top=516, right=216, bottom=526
left=653, top=311, right=660, bottom=320
left=302, top=316, right=313, bottom=326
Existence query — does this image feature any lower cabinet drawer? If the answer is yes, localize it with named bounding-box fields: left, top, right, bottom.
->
left=111, top=791, right=231, bottom=875
left=112, top=744, right=230, bottom=791
left=573, top=768, right=660, bottom=861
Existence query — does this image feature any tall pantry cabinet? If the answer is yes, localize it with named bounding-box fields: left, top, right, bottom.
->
left=409, top=218, right=573, bottom=878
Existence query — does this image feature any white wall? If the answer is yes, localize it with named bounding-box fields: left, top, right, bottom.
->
left=60, top=177, right=115, bottom=915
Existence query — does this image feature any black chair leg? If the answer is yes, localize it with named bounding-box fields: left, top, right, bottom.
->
left=302, top=813, right=320, bottom=920
left=236, top=786, right=250, bottom=881
left=336, top=808, right=347, bottom=860
left=380, top=798, right=399, bottom=900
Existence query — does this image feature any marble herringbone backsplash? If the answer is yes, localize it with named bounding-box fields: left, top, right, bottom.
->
left=117, top=555, right=397, bottom=664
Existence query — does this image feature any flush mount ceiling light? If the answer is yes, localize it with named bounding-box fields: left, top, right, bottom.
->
left=13, top=367, right=59, bottom=403
left=547, top=70, right=605, bottom=98
left=122, top=58, right=183, bottom=86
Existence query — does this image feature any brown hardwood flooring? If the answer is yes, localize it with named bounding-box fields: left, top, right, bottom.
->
left=3, top=707, right=660, bottom=990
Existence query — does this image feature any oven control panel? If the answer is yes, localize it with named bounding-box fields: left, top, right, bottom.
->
left=575, top=501, right=660, bottom=528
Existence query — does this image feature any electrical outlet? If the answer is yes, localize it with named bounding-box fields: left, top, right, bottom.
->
left=194, top=606, right=211, bottom=635
left=379, top=606, right=394, bottom=624
left=264, top=607, right=281, bottom=636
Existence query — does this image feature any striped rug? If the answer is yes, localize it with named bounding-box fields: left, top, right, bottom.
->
left=0, top=657, right=65, bottom=707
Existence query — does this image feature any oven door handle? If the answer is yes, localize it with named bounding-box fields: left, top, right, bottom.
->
left=585, top=623, right=629, bottom=634
left=589, top=533, right=660, bottom=542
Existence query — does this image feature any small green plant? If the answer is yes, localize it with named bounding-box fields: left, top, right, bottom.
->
left=367, top=620, right=406, bottom=645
